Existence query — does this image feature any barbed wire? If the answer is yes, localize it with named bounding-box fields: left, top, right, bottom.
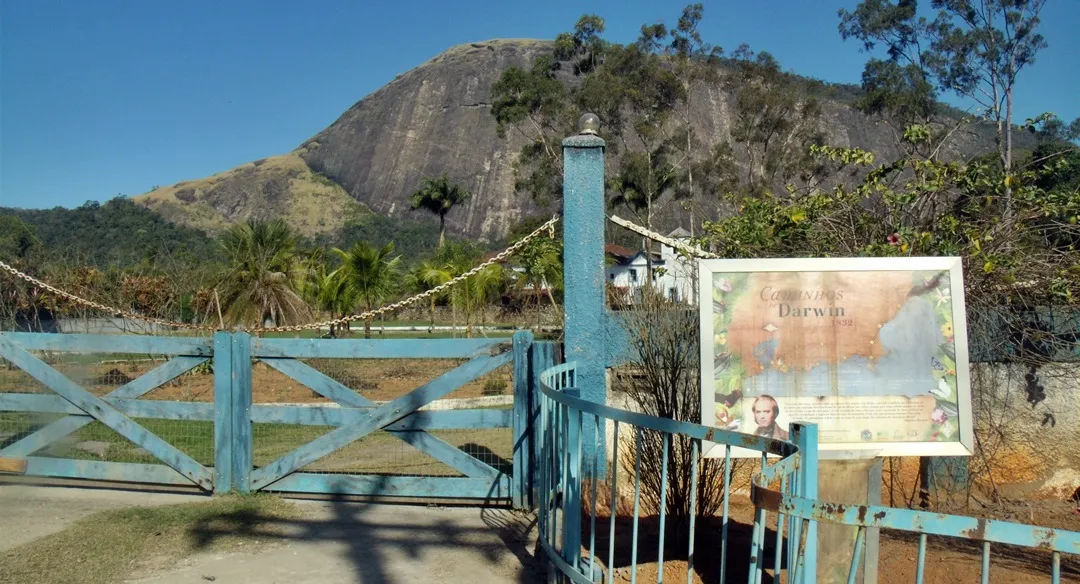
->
left=0, top=214, right=560, bottom=334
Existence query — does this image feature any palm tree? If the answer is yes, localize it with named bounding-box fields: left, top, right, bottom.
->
left=412, top=260, right=453, bottom=333
left=332, top=241, right=400, bottom=338
left=409, top=174, right=472, bottom=248
left=516, top=237, right=563, bottom=328
left=300, top=253, right=352, bottom=337
left=218, top=219, right=311, bottom=329
left=470, top=263, right=509, bottom=333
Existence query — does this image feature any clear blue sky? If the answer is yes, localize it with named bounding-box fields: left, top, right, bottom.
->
left=2, top=0, right=1077, bottom=210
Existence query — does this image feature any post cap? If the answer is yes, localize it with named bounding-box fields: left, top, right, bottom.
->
left=578, top=113, right=600, bottom=135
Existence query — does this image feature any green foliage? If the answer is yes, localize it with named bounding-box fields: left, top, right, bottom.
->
left=1, top=197, right=220, bottom=268
left=408, top=175, right=472, bottom=248
left=332, top=240, right=401, bottom=338
left=218, top=218, right=311, bottom=328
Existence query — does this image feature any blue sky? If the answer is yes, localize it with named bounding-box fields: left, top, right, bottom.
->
left=2, top=0, right=1077, bottom=210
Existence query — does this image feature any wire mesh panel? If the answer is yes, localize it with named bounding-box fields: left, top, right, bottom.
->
left=246, top=335, right=521, bottom=499
left=0, top=332, right=216, bottom=488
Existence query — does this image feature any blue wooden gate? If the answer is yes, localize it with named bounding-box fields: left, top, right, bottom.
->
left=0, top=329, right=552, bottom=505
left=234, top=331, right=535, bottom=501
left=0, top=332, right=215, bottom=490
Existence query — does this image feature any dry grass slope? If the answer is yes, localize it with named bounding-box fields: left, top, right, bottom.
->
left=132, top=153, right=368, bottom=236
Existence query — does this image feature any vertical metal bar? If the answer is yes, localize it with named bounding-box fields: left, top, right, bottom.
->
left=774, top=474, right=787, bottom=577
left=720, top=444, right=732, bottom=584
left=540, top=393, right=550, bottom=541
left=1051, top=551, right=1061, bottom=584
left=914, top=533, right=927, bottom=584
left=796, top=424, right=819, bottom=584
left=630, top=428, right=642, bottom=584
left=980, top=541, right=990, bottom=584
left=560, top=403, right=570, bottom=554
left=607, top=421, right=619, bottom=584
left=589, top=414, right=600, bottom=582
left=753, top=452, right=768, bottom=584
left=687, top=440, right=699, bottom=584
left=563, top=402, right=583, bottom=572
left=657, top=433, right=670, bottom=584
left=846, top=527, right=866, bottom=584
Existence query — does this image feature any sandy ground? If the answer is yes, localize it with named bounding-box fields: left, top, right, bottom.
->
left=0, top=483, right=544, bottom=584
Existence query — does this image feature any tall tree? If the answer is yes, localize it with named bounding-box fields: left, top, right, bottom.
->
left=217, top=219, right=310, bottom=329
left=332, top=241, right=401, bottom=338
left=408, top=175, right=472, bottom=248
left=839, top=0, right=1049, bottom=218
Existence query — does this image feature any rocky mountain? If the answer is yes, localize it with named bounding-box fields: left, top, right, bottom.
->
left=133, top=38, right=1025, bottom=242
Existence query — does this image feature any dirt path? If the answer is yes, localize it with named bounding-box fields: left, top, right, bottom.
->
left=0, top=483, right=543, bottom=584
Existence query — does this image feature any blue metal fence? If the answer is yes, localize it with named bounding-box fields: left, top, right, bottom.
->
left=538, top=361, right=1079, bottom=584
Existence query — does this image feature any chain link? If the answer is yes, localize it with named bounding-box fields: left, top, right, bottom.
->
left=0, top=215, right=561, bottom=334
left=608, top=214, right=720, bottom=259
left=255, top=214, right=561, bottom=332
left=0, top=260, right=219, bottom=332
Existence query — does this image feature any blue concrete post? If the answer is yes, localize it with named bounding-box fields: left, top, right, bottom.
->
left=561, top=123, right=606, bottom=407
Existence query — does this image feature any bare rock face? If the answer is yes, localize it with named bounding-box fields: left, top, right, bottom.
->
left=296, top=40, right=551, bottom=243
left=136, top=39, right=1020, bottom=242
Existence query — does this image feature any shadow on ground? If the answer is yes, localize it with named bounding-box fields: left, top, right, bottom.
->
left=188, top=492, right=545, bottom=584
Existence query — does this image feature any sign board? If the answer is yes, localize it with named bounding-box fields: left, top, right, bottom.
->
left=699, top=257, right=973, bottom=458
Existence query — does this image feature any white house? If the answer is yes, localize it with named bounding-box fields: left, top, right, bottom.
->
left=605, top=228, right=697, bottom=305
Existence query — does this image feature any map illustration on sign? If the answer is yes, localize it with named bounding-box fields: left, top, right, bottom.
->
left=699, top=258, right=973, bottom=458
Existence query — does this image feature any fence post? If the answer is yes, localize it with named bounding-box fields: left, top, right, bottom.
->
left=793, top=423, right=819, bottom=584
left=230, top=331, right=253, bottom=493
left=212, top=331, right=234, bottom=493
left=512, top=330, right=534, bottom=509
left=562, top=115, right=606, bottom=481
left=529, top=341, right=558, bottom=507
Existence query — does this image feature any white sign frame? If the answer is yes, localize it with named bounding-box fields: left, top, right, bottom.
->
left=699, top=257, right=974, bottom=459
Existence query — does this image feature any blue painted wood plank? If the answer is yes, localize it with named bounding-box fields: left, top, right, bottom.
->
left=392, top=430, right=500, bottom=479
left=22, top=456, right=197, bottom=487
left=249, top=405, right=512, bottom=429
left=213, top=331, right=235, bottom=493
left=230, top=332, right=253, bottom=493
left=263, top=472, right=511, bottom=499
left=511, top=330, right=533, bottom=508
left=0, top=336, right=214, bottom=490
left=259, top=358, right=370, bottom=407
left=248, top=351, right=513, bottom=490
left=251, top=338, right=513, bottom=359
left=0, top=394, right=213, bottom=420
left=0, top=332, right=212, bottom=355
left=0, top=355, right=209, bottom=457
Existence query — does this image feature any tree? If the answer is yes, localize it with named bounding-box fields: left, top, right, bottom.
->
left=514, top=235, right=563, bottom=327
left=408, top=175, right=472, bottom=248
left=217, top=219, right=310, bottom=329
left=839, top=0, right=1050, bottom=218
left=615, top=291, right=741, bottom=539
left=332, top=241, right=401, bottom=338
left=411, top=260, right=453, bottom=333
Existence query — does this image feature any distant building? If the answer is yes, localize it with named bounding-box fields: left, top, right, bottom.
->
left=605, top=228, right=697, bottom=305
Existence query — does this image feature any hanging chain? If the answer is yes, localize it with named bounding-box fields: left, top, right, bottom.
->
left=608, top=214, right=720, bottom=259
left=255, top=214, right=561, bottom=332
left=0, top=260, right=218, bottom=332
left=0, top=215, right=561, bottom=333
